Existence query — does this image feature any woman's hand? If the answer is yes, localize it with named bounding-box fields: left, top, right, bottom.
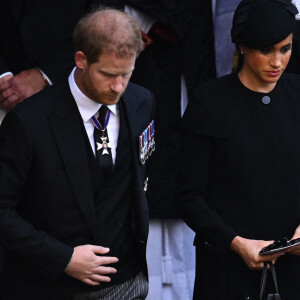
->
left=285, top=225, right=300, bottom=255
left=230, top=236, right=285, bottom=269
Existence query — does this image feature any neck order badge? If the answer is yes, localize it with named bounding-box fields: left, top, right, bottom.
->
left=91, top=105, right=113, bottom=178
left=91, top=106, right=111, bottom=155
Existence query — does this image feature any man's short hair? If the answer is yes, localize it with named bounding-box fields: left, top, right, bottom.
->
left=73, top=7, right=144, bottom=63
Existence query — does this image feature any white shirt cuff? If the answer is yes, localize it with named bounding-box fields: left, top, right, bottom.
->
left=36, top=68, right=53, bottom=86
left=0, top=72, right=13, bottom=79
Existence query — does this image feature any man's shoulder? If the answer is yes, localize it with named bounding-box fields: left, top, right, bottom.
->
left=14, top=80, right=69, bottom=118
left=125, top=82, right=154, bottom=100
left=13, top=87, right=53, bottom=117
left=123, top=82, right=155, bottom=114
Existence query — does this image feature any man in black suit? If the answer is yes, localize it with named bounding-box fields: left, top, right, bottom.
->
left=0, top=7, right=154, bottom=300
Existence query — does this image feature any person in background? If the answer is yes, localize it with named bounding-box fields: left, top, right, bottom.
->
left=0, top=7, right=154, bottom=299
left=178, top=0, right=300, bottom=299
left=286, top=0, right=300, bottom=73
left=212, top=0, right=240, bottom=77
left=0, top=1, right=91, bottom=122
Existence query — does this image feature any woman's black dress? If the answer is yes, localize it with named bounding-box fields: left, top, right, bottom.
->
left=178, top=72, right=300, bottom=299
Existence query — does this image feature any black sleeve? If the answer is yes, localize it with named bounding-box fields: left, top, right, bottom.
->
left=177, top=109, right=237, bottom=251
left=0, top=111, right=73, bottom=279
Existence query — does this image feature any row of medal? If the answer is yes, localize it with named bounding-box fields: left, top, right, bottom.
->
left=139, top=120, right=155, bottom=164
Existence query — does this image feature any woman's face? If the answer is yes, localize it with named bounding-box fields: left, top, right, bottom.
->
left=239, top=34, right=293, bottom=92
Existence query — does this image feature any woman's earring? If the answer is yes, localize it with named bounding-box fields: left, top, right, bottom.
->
left=241, top=51, right=244, bottom=55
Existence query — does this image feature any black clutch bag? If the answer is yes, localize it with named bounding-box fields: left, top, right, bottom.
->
left=259, top=261, right=281, bottom=300
left=259, top=237, right=300, bottom=255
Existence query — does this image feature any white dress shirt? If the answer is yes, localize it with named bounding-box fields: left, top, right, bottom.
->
left=68, top=67, right=120, bottom=163
left=0, top=108, right=5, bottom=124
left=0, top=73, right=13, bottom=124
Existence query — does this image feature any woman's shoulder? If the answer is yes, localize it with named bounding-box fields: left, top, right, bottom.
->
left=280, top=72, right=300, bottom=88
left=274, top=73, right=300, bottom=100
left=189, top=73, right=238, bottom=115
left=194, top=73, right=236, bottom=97
left=183, top=74, right=238, bottom=136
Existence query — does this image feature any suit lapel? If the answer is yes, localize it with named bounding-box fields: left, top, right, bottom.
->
left=120, top=86, right=150, bottom=240
left=120, top=87, right=145, bottom=165
left=49, top=81, right=97, bottom=240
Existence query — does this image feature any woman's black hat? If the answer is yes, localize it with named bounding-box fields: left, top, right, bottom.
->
left=231, top=0, right=298, bottom=48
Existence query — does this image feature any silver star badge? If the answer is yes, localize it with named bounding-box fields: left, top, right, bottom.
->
left=96, top=136, right=111, bottom=155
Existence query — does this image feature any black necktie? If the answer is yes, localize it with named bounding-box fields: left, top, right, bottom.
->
left=94, top=105, right=113, bottom=178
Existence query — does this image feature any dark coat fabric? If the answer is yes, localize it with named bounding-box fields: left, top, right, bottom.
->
left=178, top=73, right=300, bottom=299
left=0, top=1, right=90, bottom=82
left=0, top=80, right=154, bottom=300
left=0, top=0, right=91, bottom=278
left=100, top=0, right=216, bottom=218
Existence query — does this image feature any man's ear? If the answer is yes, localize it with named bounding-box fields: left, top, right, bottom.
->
left=75, top=51, right=87, bottom=70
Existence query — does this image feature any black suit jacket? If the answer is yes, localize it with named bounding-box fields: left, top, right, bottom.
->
left=0, top=79, right=154, bottom=299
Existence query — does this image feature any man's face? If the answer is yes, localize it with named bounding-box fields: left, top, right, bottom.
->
left=75, top=51, right=136, bottom=105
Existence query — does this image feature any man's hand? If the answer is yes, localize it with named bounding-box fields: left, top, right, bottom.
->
left=0, top=69, right=48, bottom=111
left=0, top=74, right=13, bottom=85
left=231, top=236, right=285, bottom=270
left=64, top=245, right=119, bottom=286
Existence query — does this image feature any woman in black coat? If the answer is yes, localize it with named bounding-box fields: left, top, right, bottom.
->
left=178, top=0, right=300, bottom=299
